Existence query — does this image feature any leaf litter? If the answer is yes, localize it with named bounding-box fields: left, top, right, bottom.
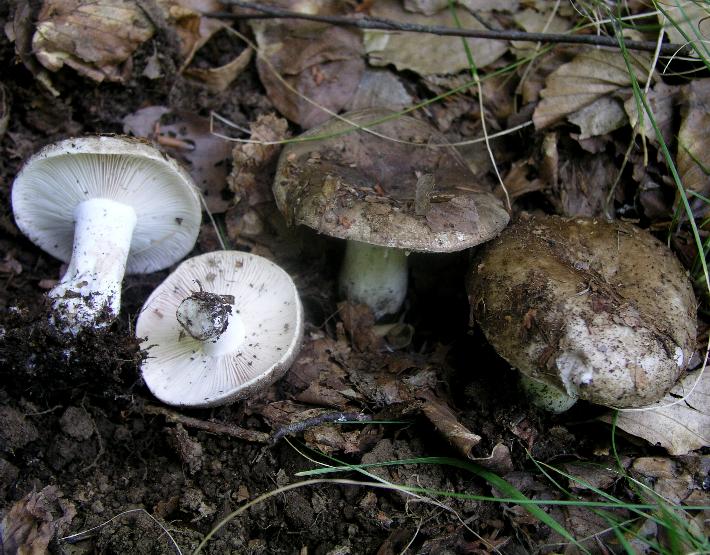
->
left=1, top=0, right=710, bottom=552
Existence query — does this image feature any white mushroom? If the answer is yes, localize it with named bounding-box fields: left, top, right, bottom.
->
left=11, top=136, right=201, bottom=333
left=137, top=251, right=304, bottom=408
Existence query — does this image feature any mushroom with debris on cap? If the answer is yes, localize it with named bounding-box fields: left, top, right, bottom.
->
left=137, top=251, right=304, bottom=408
left=11, top=135, right=202, bottom=334
left=468, top=215, right=697, bottom=410
left=273, top=108, right=509, bottom=319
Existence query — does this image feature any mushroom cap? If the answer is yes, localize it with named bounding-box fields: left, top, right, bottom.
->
left=468, top=215, right=697, bottom=408
left=11, top=136, right=201, bottom=274
left=273, top=108, right=509, bottom=252
left=137, top=251, right=304, bottom=408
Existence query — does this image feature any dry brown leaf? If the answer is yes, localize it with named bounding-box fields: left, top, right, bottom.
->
left=227, top=113, right=290, bottom=207
left=417, top=389, right=482, bottom=458
left=32, top=0, right=155, bottom=82
left=123, top=107, right=232, bottom=213
left=677, top=79, right=710, bottom=216
left=533, top=49, right=651, bottom=129
left=607, top=368, right=710, bottom=455
left=405, top=0, right=519, bottom=15
left=568, top=96, right=627, bottom=139
left=624, top=81, right=678, bottom=144
left=0, top=486, right=76, bottom=555
left=660, top=1, right=709, bottom=56
left=251, top=2, right=364, bottom=129
left=364, top=0, right=507, bottom=76
left=346, top=69, right=413, bottom=112
left=183, top=46, right=253, bottom=92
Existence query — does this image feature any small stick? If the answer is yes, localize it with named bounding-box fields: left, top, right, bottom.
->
left=270, top=412, right=372, bottom=445
left=219, top=1, right=691, bottom=57
left=143, top=404, right=270, bottom=443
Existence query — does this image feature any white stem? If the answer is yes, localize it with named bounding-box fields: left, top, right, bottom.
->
left=49, top=198, right=137, bottom=333
left=202, top=309, right=246, bottom=357
left=338, top=240, right=408, bottom=319
left=519, top=374, right=577, bottom=414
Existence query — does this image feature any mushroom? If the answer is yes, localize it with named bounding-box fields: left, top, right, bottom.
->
left=468, top=215, right=697, bottom=409
left=274, top=108, right=509, bottom=318
left=11, top=136, right=201, bottom=333
left=136, top=251, right=304, bottom=407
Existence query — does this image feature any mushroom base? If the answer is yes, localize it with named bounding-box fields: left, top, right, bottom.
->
left=338, top=240, right=408, bottom=319
left=49, top=198, right=137, bottom=334
left=519, top=374, right=578, bottom=413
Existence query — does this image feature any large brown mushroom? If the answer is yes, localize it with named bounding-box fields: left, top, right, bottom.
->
left=468, top=215, right=697, bottom=409
left=273, top=108, right=509, bottom=318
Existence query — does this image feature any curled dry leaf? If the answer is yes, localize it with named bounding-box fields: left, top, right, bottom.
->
left=123, top=107, right=232, bottom=213
left=624, top=81, right=678, bottom=145
left=677, top=79, right=710, bottom=217
left=0, top=486, right=76, bottom=554
left=605, top=368, right=710, bottom=455
left=32, top=0, right=155, bottom=82
left=251, top=1, right=364, bottom=129
left=533, top=49, right=651, bottom=130
left=227, top=113, right=290, bottom=207
left=364, top=0, right=507, bottom=77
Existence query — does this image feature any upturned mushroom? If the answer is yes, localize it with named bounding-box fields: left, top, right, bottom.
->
left=137, top=251, right=304, bottom=408
left=468, top=215, right=697, bottom=409
left=11, top=136, right=202, bottom=334
left=273, top=108, right=509, bottom=319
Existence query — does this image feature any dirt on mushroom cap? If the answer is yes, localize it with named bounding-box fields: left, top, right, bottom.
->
left=468, top=215, right=697, bottom=408
left=273, top=108, right=509, bottom=252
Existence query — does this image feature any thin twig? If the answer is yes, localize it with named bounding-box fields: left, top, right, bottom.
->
left=270, top=411, right=372, bottom=445
left=217, top=0, right=689, bottom=56
left=143, top=404, right=270, bottom=443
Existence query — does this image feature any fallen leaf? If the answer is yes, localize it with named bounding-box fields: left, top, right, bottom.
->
left=677, top=79, right=710, bottom=217
left=568, top=96, right=627, bottom=139
left=346, top=69, right=413, bottom=112
left=533, top=49, right=651, bottom=129
left=364, top=0, right=507, bottom=77
left=227, top=113, right=290, bottom=207
left=32, top=0, right=155, bottom=82
left=606, top=368, right=710, bottom=455
left=0, top=486, right=76, bottom=554
left=660, top=1, right=709, bottom=57
left=123, top=107, right=232, bottom=213
left=251, top=2, right=364, bottom=128
left=183, top=29, right=253, bottom=92
left=624, top=81, right=678, bottom=144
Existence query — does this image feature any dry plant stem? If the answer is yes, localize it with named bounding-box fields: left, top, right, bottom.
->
left=270, top=412, right=372, bottom=445
left=220, top=1, right=688, bottom=56
left=143, top=404, right=270, bottom=443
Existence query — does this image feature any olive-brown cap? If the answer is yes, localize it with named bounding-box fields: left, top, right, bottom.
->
left=273, top=108, right=509, bottom=252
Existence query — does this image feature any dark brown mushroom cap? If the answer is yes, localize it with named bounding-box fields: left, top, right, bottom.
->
left=468, top=215, right=697, bottom=408
left=273, top=108, right=509, bottom=252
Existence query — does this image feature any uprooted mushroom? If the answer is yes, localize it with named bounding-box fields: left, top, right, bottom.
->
left=11, top=136, right=202, bottom=334
left=273, top=107, right=509, bottom=319
left=468, top=215, right=697, bottom=410
left=137, top=251, right=304, bottom=408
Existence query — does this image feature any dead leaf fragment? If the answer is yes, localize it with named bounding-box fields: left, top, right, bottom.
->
left=606, top=368, right=710, bottom=455
left=0, top=486, right=76, bottom=555
left=123, top=107, right=232, bottom=213
left=227, top=113, right=290, bottom=207
left=568, top=96, right=627, bottom=140
left=365, top=0, right=507, bottom=76
left=32, top=0, right=155, bottom=82
left=660, top=1, right=710, bottom=57
left=677, top=79, right=710, bottom=216
left=251, top=4, right=364, bottom=129
left=533, top=49, right=651, bottom=129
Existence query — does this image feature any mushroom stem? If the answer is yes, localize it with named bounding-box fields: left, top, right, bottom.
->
left=519, top=374, right=577, bottom=413
left=338, top=240, right=408, bottom=319
left=48, top=198, right=137, bottom=333
left=176, top=292, right=247, bottom=356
